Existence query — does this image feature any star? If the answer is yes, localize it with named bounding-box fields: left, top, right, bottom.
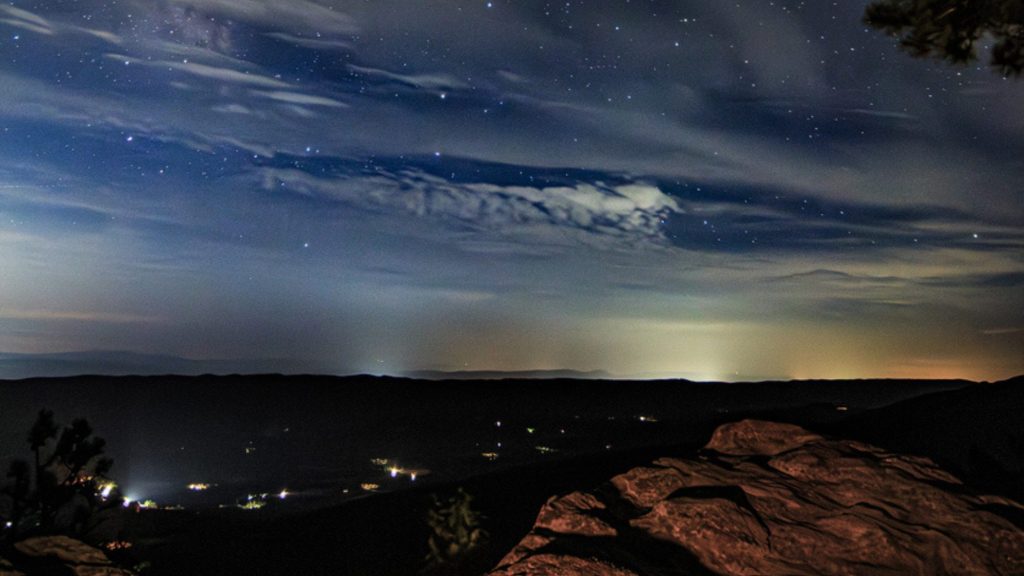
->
left=0, top=0, right=1019, bottom=381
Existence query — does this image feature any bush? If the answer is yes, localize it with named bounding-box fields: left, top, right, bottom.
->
left=423, top=488, right=489, bottom=575
left=1, top=410, right=115, bottom=540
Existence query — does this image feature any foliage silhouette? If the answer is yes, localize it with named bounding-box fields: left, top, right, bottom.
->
left=865, top=0, right=1024, bottom=76
left=1, top=410, right=115, bottom=541
left=422, top=488, right=489, bottom=576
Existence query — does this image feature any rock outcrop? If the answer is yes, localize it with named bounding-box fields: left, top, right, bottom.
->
left=0, top=555, right=23, bottom=576
left=490, top=420, right=1024, bottom=575
left=0, top=535, right=133, bottom=576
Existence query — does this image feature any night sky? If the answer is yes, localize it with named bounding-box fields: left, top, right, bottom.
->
left=0, top=0, right=1021, bottom=380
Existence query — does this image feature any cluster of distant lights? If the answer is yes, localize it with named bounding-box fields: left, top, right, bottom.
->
left=236, top=489, right=291, bottom=510
left=95, top=481, right=157, bottom=509
left=179, top=459, right=427, bottom=509
left=482, top=416, right=656, bottom=459
left=96, top=412, right=664, bottom=512
left=373, top=458, right=423, bottom=483
left=103, top=407, right=857, bottom=514
left=0, top=414, right=679, bottom=532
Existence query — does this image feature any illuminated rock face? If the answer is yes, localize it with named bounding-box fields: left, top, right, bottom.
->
left=0, top=555, right=23, bottom=576
left=490, top=420, right=1024, bottom=576
left=1, top=536, right=133, bottom=576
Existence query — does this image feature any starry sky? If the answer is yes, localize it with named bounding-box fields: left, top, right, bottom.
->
left=0, top=0, right=1021, bottom=381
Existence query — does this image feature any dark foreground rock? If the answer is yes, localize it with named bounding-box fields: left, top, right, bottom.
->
left=0, top=535, right=133, bottom=576
left=490, top=420, right=1024, bottom=575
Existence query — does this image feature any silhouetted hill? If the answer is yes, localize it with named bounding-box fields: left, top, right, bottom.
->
left=106, top=377, right=1022, bottom=576
left=404, top=369, right=614, bottom=380
left=828, top=375, right=1024, bottom=501
left=0, top=351, right=325, bottom=379
left=1, top=374, right=971, bottom=495
left=2, top=374, right=1010, bottom=575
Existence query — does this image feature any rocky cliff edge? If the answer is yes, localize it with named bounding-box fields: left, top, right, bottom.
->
left=490, top=420, right=1024, bottom=575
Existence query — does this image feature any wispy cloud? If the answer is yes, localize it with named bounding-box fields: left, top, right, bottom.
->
left=0, top=309, right=163, bottom=324
left=212, top=103, right=256, bottom=115
left=347, top=64, right=469, bottom=92
left=844, top=108, right=918, bottom=121
left=158, top=0, right=358, bottom=34
left=260, top=168, right=682, bottom=247
left=1, top=0, right=1021, bottom=378
left=264, top=32, right=351, bottom=51
left=0, top=5, right=52, bottom=34
left=252, top=90, right=349, bottom=108
left=0, top=18, right=50, bottom=35
left=107, top=54, right=290, bottom=88
left=981, top=327, right=1022, bottom=335
left=0, top=5, right=124, bottom=43
left=769, top=269, right=906, bottom=286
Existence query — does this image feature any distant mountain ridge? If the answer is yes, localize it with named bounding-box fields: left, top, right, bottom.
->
left=0, top=350, right=327, bottom=379
left=829, top=375, right=1024, bottom=501
left=404, top=369, right=614, bottom=380
left=0, top=351, right=616, bottom=381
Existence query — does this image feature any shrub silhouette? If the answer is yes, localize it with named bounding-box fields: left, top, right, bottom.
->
left=423, top=488, right=489, bottom=575
left=1, top=409, right=115, bottom=540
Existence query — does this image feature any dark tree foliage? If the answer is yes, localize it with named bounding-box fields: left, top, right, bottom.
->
left=864, top=0, right=1024, bottom=76
left=1, top=410, right=115, bottom=541
left=422, top=488, right=489, bottom=576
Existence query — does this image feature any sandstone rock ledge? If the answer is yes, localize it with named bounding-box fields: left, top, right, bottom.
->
left=0, top=535, right=133, bottom=576
left=489, top=420, right=1024, bottom=576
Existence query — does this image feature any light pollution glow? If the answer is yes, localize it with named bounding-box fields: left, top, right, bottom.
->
left=0, top=1, right=1021, bottom=381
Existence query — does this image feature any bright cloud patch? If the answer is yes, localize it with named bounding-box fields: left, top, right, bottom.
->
left=260, top=169, right=682, bottom=245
